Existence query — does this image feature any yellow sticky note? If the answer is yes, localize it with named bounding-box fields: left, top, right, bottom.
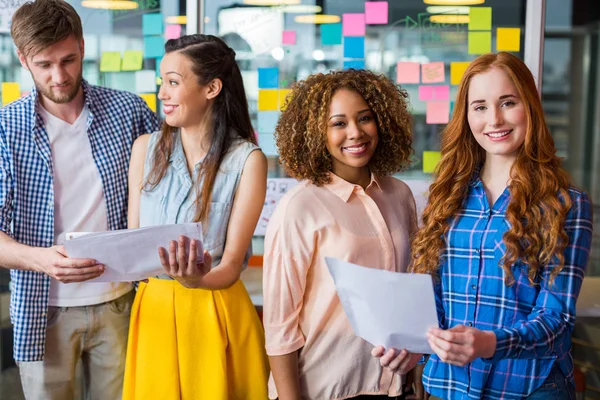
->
left=2, top=82, right=21, bottom=106
left=122, top=50, right=143, bottom=71
left=468, top=7, right=492, bottom=31
left=496, top=28, right=521, bottom=52
left=258, top=89, right=279, bottom=111
left=423, top=151, right=441, bottom=173
left=100, top=52, right=121, bottom=72
left=279, top=89, right=292, bottom=111
left=450, top=62, right=470, bottom=85
left=468, top=31, right=491, bottom=55
left=139, top=93, right=156, bottom=112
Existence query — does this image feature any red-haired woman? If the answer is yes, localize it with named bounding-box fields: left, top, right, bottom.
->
left=374, top=52, right=593, bottom=400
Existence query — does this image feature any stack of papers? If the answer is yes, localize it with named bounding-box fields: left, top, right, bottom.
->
left=64, top=223, right=204, bottom=283
left=325, top=257, right=438, bottom=354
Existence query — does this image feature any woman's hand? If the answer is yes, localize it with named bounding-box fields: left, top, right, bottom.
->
left=158, top=235, right=212, bottom=288
left=427, top=325, right=496, bottom=366
left=371, top=346, right=422, bottom=375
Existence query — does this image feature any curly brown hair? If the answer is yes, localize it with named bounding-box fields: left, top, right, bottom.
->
left=275, top=69, right=413, bottom=185
left=411, top=52, right=572, bottom=286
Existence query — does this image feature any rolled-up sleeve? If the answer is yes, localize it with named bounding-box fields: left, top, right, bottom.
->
left=263, top=197, right=314, bottom=356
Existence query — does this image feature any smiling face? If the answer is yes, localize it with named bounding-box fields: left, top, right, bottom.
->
left=158, top=51, right=216, bottom=129
left=326, top=88, right=378, bottom=182
left=18, top=35, right=83, bottom=105
left=467, top=67, right=527, bottom=163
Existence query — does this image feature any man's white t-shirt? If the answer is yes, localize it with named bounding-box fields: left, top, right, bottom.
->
left=39, top=104, right=132, bottom=307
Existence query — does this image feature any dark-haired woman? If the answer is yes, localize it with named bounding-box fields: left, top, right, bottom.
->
left=122, top=34, right=269, bottom=400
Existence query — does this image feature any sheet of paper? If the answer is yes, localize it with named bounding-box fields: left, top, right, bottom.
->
left=64, top=223, right=204, bottom=282
left=496, top=27, right=520, bottom=51
left=396, top=62, right=420, bottom=84
left=321, top=23, right=342, bottom=45
left=99, top=52, right=121, bottom=72
left=139, top=93, right=157, bottom=112
left=255, top=178, right=300, bottom=235
left=135, top=70, right=157, bottom=93
left=343, top=36, right=365, bottom=58
left=468, top=31, right=491, bottom=54
left=144, top=36, right=165, bottom=59
left=122, top=50, right=143, bottom=71
left=258, top=89, right=279, bottom=111
left=450, top=62, right=470, bottom=85
left=365, top=1, right=388, bottom=24
left=142, top=13, right=164, bottom=36
left=468, top=7, right=492, bottom=31
left=343, top=13, right=366, bottom=36
left=426, top=101, right=450, bottom=124
left=326, top=257, right=438, bottom=354
left=258, top=67, right=279, bottom=89
left=421, top=62, right=445, bottom=84
left=282, top=30, right=296, bottom=45
left=165, top=24, right=182, bottom=40
left=2, top=82, right=20, bottom=106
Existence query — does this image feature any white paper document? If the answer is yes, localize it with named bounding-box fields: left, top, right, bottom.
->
left=63, top=223, right=204, bottom=283
left=325, top=257, right=438, bottom=354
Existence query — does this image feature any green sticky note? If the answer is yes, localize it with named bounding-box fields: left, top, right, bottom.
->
left=100, top=52, right=121, bottom=72
left=468, top=31, right=491, bottom=54
left=122, top=50, right=143, bottom=71
left=469, top=7, right=492, bottom=31
left=423, top=151, right=441, bottom=173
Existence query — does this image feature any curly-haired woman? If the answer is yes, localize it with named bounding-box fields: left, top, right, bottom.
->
left=262, top=69, right=419, bottom=400
left=374, top=52, right=593, bottom=400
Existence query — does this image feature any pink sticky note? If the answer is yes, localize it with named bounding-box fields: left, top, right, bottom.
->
left=282, top=30, right=296, bottom=45
left=365, top=2, right=388, bottom=24
left=419, top=86, right=435, bottom=101
left=422, top=62, right=445, bottom=84
left=435, top=85, right=450, bottom=100
left=397, top=62, right=420, bottom=84
left=165, top=25, right=181, bottom=40
left=426, top=102, right=450, bottom=124
left=343, top=13, right=366, bottom=36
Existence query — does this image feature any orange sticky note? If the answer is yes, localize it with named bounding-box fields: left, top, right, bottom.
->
left=450, top=62, right=470, bottom=85
left=139, top=93, right=157, bottom=112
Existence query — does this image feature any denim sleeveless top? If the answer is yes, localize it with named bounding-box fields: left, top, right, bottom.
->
left=139, top=131, right=258, bottom=272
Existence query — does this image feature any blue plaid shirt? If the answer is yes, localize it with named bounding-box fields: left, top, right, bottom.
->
left=0, top=80, right=159, bottom=361
left=423, top=176, right=593, bottom=399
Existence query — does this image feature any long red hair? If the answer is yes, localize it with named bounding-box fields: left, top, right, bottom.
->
left=411, top=52, right=572, bottom=285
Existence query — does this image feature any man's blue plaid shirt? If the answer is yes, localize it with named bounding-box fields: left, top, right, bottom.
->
left=0, top=80, right=159, bottom=361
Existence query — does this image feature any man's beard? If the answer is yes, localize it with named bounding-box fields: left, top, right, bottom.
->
left=35, top=70, right=83, bottom=104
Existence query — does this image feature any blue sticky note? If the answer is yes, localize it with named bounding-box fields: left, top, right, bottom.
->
left=258, top=133, right=278, bottom=156
left=258, top=68, right=279, bottom=89
left=343, top=36, right=365, bottom=58
left=450, top=101, right=455, bottom=118
left=143, top=13, right=164, bottom=36
left=144, top=36, right=165, bottom=59
left=155, top=57, right=162, bottom=76
left=343, top=60, right=365, bottom=70
left=321, top=23, right=342, bottom=45
left=257, top=111, right=280, bottom=133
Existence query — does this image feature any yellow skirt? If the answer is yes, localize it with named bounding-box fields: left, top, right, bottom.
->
left=122, top=278, right=269, bottom=400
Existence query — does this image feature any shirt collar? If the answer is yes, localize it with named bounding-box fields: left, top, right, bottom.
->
left=325, top=171, right=382, bottom=202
